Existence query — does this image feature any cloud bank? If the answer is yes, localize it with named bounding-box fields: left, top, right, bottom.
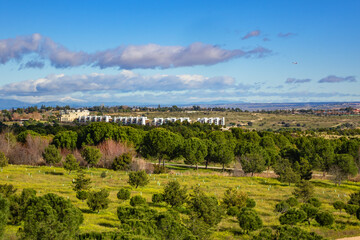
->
left=0, top=71, right=249, bottom=96
left=278, top=32, right=296, bottom=38
left=285, top=78, right=311, bottom=84
left=318, top=75, right=357, bottom=83
left=0, top=33, right=271, bottom=69
left=242, top=30, right=261, bottom=40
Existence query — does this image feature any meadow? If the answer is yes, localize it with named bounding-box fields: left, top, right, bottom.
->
left=1, top=165, right=360, bottom=239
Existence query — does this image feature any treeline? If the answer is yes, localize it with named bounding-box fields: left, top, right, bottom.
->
left=0, top=121, right=359, bottom=185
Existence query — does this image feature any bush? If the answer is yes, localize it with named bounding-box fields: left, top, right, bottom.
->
left=0, top=195, right=10, bottom=238
left=87, top=189, right=110, bottom=213
left=163, top=180, right=188, bottom=207
left=307, top=197, right=321, bottom=208
left=128, top=170, right=150, bottom=188
left=333, top=201, right=346, bottom=213
left=237, top=208, right=263, bottom=233
left=348, top=191, right=360, bottom=206
left=315, top=211, right=334, bottom=226
left=100, top=171, right=107, bottom=178
left=8, top=188, right=36, bottom=225
left=301, top=203, right=319, bottom=225
left=152, top=193, right=164, bottom=204
left=117, top=188, right=131, bottom=201
left=0, top=184, right=17, bottom=198
left=253, top=226, right=325, bottom=240
left=112, top=153, right=132, bottom=171
left=42, top=145, right=62, bottom=165
left=63, top=154, right=79, bottom=174
left=130, top=195, right=147, bottom=207
left=153, top=165, right=169, bottom=174
left=344, top=204, right=358, bottom=216
left=292, top=180, right=314, bottom=202
left=227, top=206, right=239, bottom=216
left=357, top=208, right=360, bottom=221
left=286, top=197, right=298, bottom=207
left=76, top=191, right=88, bottom=201
left=0, top=151, right=8, bottom=167
left=275, top=201, right=290, bottom=214
left=246, top=198, right=256, bottom=208
left=117, top=206, right=156, bottom=223
left=222, top=188, right=248, bottom=209
left=81, top=146, right=102, bottom=167
left=279, top=208, right=306, bottom=225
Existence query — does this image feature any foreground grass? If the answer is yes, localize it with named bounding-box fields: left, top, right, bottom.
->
left=1, top=165, right=360, bottom=239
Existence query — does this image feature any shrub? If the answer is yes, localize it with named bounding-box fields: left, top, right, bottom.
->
left=42, top=145, right=62, bottom=166
left=76, top=191, right=88, bottom=201
left=100, top=171, right=107, bottom=178
left=315, top=211, right=334, bottom=226
left=128, top=170, right=150, bottom=188
left=333, top=201, right=346, bottom=213
left=237, top=208, right=263, bottom=233
left=130, top=195, right=147, bottom=207
left=222, top=188, right=248, bottom=209
left=292, top=180, right=314, bottom=202
left=117, top=206, right=156, bottom=223
left=0, top=184, right=17, bottom=198
left=275, top=201, right=290, bottom=214
left=286, top=197, right=298, bottom=207
left=357, top=208, right=360, bottom=221
left=348, top=191, right=360, bottom=206
left=227, top=206, right=239, bottom=216
left=301, top=203, right=319, bottom=225
left=63, top=154, right=79, bottom=174
left=0, top=151, right=8, bottom=167
left=152, top=193, right=164, bottom=204
left=117, top=188, right=131, bottom=201
left=72, top=170, right=91, bottom=192
left=8, top=188, right=36, bottom=225
left=246, top=198, right=256, bottom=208
left=87, top=189, right=110, bottom=213
left=81, top=146, right=102, bottom=167
left=112, top=153, right=132, bottom=171
left=163, top=180, right=188, bottom=207
left=307, top=197, right=321, bottom=208
left=153, top=165, right=169, bottom=174
left=279, top=208, right=306, bottom=225
left=253, top=226, right=325, bottom=240
left=0, top=195, right=10, bottom=238
left=345, top=204, right=358, bottom=216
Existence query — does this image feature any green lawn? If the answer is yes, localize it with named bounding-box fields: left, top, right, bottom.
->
left=1, top=165, right=360, bottom=239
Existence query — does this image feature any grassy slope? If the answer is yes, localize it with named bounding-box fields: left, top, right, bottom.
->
left=1, top=165, right=360, bottom=239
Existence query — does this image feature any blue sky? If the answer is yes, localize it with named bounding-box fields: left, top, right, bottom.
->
left=0, top=0, right=359, bottom=105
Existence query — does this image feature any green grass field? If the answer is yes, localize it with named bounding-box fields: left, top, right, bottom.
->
left=1, top=165, right=360, bottom=239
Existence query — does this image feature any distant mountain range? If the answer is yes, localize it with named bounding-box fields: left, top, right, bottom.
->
left=0, top=98, right=359, bottom=111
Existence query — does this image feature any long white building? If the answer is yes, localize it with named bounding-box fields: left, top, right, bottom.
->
left=153, top=117, right=191, bottom=126
left=197, top=117, right=225, bottom=126
left=113, top=116, right=148, bottom=125
left=78, top=115, right=111, bottom=123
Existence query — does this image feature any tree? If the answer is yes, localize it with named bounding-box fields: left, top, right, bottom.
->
left=52, top=131, right=78, bottom=150
left=240, top=153, right=266, bottom=176
left=112, top=153, right=132, bottom=171
left=293, top=180, right=314, bottom=202
left=237, top=208, right=263, bottom=234
left=315, top=211, right=334, bottom=226
left=87, top=189, right=110, bottom=213
left=273, top=158, right=300, bottom=186
left=128, top=170, right=149, bottom=188
left=81, top=146, right=102, bottom=168
left=63, top=154, right=79, bottom=174
left=76, top=191, right=88, bottom=202
left=8, top=188, right=36, bottom=225
left=357, top=208, right=360, bottom=221
left=117, top=188, right=131, bottom=201
left=333, top=201, right=346, bottom=213
left=348, top=190, right=360, bottom=206
left=0, top=184, right=17, bottom=198
left=183, top=137, right=207, bottom=170
left=207, top=131, right=235, bottom=171
left=301, top=203, right=319, bottom=225
left=330, top=154, right=358, bottom=185
left=163, top=180, right=187, bottom=207
left=0, top=151, right=8, bottom=167
left=253, top=226, right=325, bottom=240
left=275, top=201, right=290, bottom=214
left=293, top=158, right=313, bottom=180
left=344, top=204, right=358, bottom=216
left=72, top=170, right=91, bottom=192
left=42, top=145, right=62, bottom=166
left=152, top=193, right=164, bottom=204
left=130, top=195, right=147, bottom=206
left=18, top=193, right=83, bottom=240
left=279, top=208, right=307, bottom=225
left=285, top=197, right=298, bottom=207
left=222, top=188, right=248, bottom=210
left=0, top=195, right=9, bottom=238
left=307, top=198, right=321, bottom=208
left=188, top=187, right=224, bottom=227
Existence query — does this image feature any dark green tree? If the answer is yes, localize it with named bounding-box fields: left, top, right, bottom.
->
left=163, top=180, right=187, bottom=207
left=333, top=201, right=346, bottom=213
left=293, top=180, right=314, bottom=202
left=222, top=188, right=248, bottom=210
left=240, top=153, right=266, bottom=176
left=112, top=153, right=132, bottom=171
left=273, top=158, right=300, bottom=186
left=348, top=190, right=360, bottom=206
left=81, top=146, right=102, bottom=168
left=18, top=193, right=83, bottom=240
left=330, top=154, right=358, bottom=185
left=128, top=170, right=150, bottom=188
left=63, top=154, right=79, bottom=174
left=344, top=204, right=358, bottom=216
left=8, top=188, right=36, bottom=225
left=117, top=188, right=131, bottom=201
left=0, top=195, right=9, bottom=238
left=237, top=208, right=263, bottom=234
left=301, top=203, right=319, bottom=225
left=87, top=189, right=110, bottom=213
left=0, top=151, right=8, bottom=167
left=183, top=137, right=207, bottom=170
left=72, top=170, right=91, bottom=192
left=152, top=193, right=164, bottom=204
left=279, top=208, right=307, bottom=225
left=315, top=211, right=334, bottom=226
left=76, top=191, right=88, bottom=202
left=0, top=184, right=17, bottom=198
left=307, top=197, right=321, bottom=208
left=52, top=131, right=78, bottom=150
left=275, top=201, right=290, bottom=214
left=130, top=195, right=147, bottom=206
left=42, top=145, right=62, bottom=166
left=286, top=197, right=299, bottom=207
left=188, top=187, right=224, bottom=228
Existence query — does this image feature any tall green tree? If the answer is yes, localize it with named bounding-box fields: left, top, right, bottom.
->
left=163, top=180, right=188, bottom=207
left=63, top=154, right=79, bottom=174
left=52, top=131, right=78, bottom=150
left=42, top=145, right=62, bottom=166
left=72, top=170, right=91, bottom=192
left=240, top=153, right=266, bottom=176
left=330, top=154, right=358, bottom=185
left=0, top=151, right=8, bottom=167
left=0, top=195, right=9, bottom=238
left=293, top=180, right=314, bottom=202
left=81, top=146, right=102, bottom=168
left=87, top=189, right=110, bottom=213
left=183, top=137, right=208, bottom=170
left=128, top=170, right=150, bottom=188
